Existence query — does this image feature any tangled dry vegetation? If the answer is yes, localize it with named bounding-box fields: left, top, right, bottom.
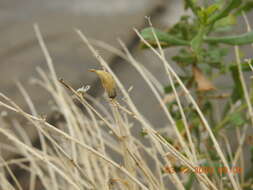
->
left=0, top=21, right=252, bottom=190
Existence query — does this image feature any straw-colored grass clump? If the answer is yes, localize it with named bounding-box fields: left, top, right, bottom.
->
left=0, top=23, right=251, bottom=190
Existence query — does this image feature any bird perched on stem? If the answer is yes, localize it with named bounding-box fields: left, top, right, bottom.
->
left=89, top=69, right=117, bottom=99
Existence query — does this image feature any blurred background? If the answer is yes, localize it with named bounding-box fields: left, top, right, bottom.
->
left=0, top=0, right=165, bottom=113
left=1, top=0, right=253, bottom=189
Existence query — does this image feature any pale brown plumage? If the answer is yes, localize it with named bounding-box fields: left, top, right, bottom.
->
left=89, top=69, right=117, bottom=99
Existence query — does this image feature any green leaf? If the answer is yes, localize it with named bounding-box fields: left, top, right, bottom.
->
left=191, top=27, right=205, bottom=54
left=172, top=48, right=197, bottom=66
left=208, top=0, right=241, bottom=24
left=229, top=61, right=253, bottom=72
left=197, top=4, right=219, bottom=24
left=164, top=83, right=180, bottom=94
left=197, top=8, right=207, bottom=23
left=205, top=31, right=253, bottom=45
left=176, top=120, right=185, bottom=133
left=172, top=53, right=196, bottom=65
left=168, top=15, right=197, bottom=41
left=140, top=27, right=190, bottom=48
left=227, top=61, right=251, bottom=103
left=227, top=112, right=246, bottom=126
left=204, top=46, right=228, bottom=68
left=235, top=1, right=253, bottom=15
left=230, top=64, right=244, bottom=102
left=205, top=4, right=219, bottom=16
left=184, top=0, right=199, bottom=14
left=213, top=14, right=237, bottom=30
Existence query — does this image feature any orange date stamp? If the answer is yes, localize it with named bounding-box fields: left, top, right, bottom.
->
left=164, top=166, right=242, bottom=175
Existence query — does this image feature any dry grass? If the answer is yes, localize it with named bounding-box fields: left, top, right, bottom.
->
left=0, top=22, right=251, bottom=190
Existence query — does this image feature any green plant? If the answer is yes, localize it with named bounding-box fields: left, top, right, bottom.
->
left=140, top=0, right=253, bottom=189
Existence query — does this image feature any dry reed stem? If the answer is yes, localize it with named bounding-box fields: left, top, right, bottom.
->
left=134, top=27, right=239, bottom=190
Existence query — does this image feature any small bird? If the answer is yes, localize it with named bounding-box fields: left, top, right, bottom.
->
left=89, top=69, right=117, bottom=99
